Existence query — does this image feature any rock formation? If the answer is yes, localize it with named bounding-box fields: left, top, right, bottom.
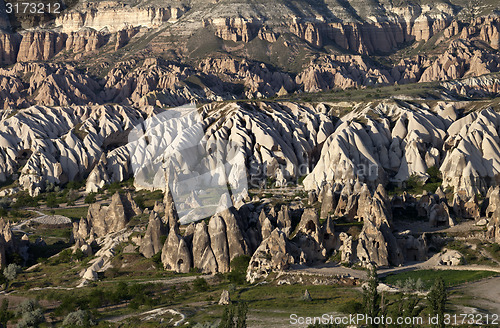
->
left=73, top=192, right=139, bottom=240
left=139, top=212, right=167, bottom=258
left=246, top=229, right=297, bottom=283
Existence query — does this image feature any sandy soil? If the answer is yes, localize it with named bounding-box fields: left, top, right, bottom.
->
left=454, top=277, right=500, bottom=315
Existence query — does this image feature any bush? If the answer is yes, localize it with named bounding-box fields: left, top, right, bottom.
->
left=0, top=299, right=13, bottom=327
left=339, top=300, right=363, bottom=314
left=62, top=310, right=95, bottom=327
left=405, top=174, right=424, bottom=193
left=12, top=194, right=38, bottom=209
left=67, top=181, right=85, bottom=190
left=133, top=196, right=145, bottom=209
left=46, top=193, right=59, bottom=208
left=426, top=166, right=442, bottom=183
left=84, top=193, right=97, bottom=204
left=228, top=255, right=250, bottom=285
left=3, top=263, right=21, bottom=289
left=16, top=300, right=45, bottom=328
left=113, top=282, right=130, bottom=302
left=151, top=252, right=162, bottom=269
left=3, top=263, right=21, bottom=281
left=193, top=277, right=209, bottom=292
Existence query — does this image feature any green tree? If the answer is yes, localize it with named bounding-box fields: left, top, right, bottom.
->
left=228, top=255, right=250, bottom=285
left=427, top=277, right=447, bottom=328
left=46, top=193, right=59, bottom=208
left=0, top=299, right=13, bottom=328
left=426, top=166, right=441, bottom=184
left=16, top=299, right=45, bottom=328
left=236, top=302, right=248, bottom=328
left=62, top=310, right=95, bottom=327
left=405, top=174, right=424, bottom=193
left=3, top=263, right=21, bottom=290
left=362, top=267, right=380, bottom=327
left=193, top=277, right=209, bottom=292
left=219, top=306, right=234, bottom=328
left=403, top=294, right=421, bottom=327
left=84, top=192, right=97, bottom=204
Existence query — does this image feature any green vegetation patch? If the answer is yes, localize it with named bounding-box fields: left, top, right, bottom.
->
left=382, top=269, right=498, bottom=289
left=41, top=206, right=89, bottom=221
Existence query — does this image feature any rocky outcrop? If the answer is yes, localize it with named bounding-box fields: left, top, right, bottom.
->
left=0, top=103, right=144, bottom=195
left=139, top=212, right=167, bottom=258
left=218, top=290, right=231, bottom=305
left=192, top=221, right=218, bottom=273
left=74, top=192, right=139, bottom=239
left=0, top=219, right=15, bottom=269
left=246, top=229, right=297, bottom=283
left=355, top=185, right=404, bottom=267
left=397, top=232, right=427, bottom=262
left=218, top=208, right=249, bottom=261
left=487, top=187, right=500, bottom=243
left=303, top=100, right=500, bottom=203
left=161, top=219, right=192, bottom=273
left=55, top=4, right=186, bottom=33
left=429, top=203, right=454, bottom=227
left=293, top=208, right=326, bottom=263
left=207, top=215, right=230, bottom=273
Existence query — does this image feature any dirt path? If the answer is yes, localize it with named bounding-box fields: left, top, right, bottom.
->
left=454, top=276, right=500, bottom=314
left=290, top=258, right=500, bottom=281
left=288, top=263, right=368, bottom=279
left=106, top=307, right=186, bottom=326
left=378, top=262, right=500, bottom=277
left=12, top=210, right=71, bottom=232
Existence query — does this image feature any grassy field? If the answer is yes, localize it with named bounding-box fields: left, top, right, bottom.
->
left=41, top=206, right=89, bottom=221
left=382, top=269, right=498, bottom=289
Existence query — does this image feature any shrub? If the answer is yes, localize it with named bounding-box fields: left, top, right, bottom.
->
left=405, top=174, right=424, bottom=193
left=193, top=277, right=209, bottom=292
left=3, top=263, right=21, bottom=281
left=0, top=299, right=13, bottom=327
left=46, top=193, right=59, bottom=208
left=151, top=252, right=163, bottom=269
left=16, top=300, right=44, bottom=328
left=62, top=310, right=95, bottom=327
left=228, top=255, right=250, bottom=285
left=339, top=300, right=363, bottom=314
left=12, top=194, right=38, bottom=209
left=133, top=195, right=145, bottom=209
left=113, top=282, right=130, bottom=301
left=84, top=193, right=97, bottom=204
left=426, top=166, right=442, bottom=184
left=3, top=263, right=21, bottom=289
left=67, top=181, right=84, bottom=190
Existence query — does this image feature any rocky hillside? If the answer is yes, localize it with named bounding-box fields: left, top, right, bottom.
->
left=0, top=1, right=499, bottom=109
left=0, top=0, right=500, bottom=279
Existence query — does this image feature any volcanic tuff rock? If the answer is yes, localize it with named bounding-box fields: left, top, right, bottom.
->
left=0, top=103, right=147, bottom=196
left=3, top=98, right=500, bottom=221
left=139, top=212, right=167, bottom=258
left=292, top=208, right=328, bottom=263
left=486, top=186, right=500, bottom=243
left=0, top=219, right=17, bottom=269
left=246, top=229, right=297, bottom=283
left=2, top=8, right=500, bottom=108
left=55, top=3, right=187, bottom=33
left=192, top=221, right=218, bottom=273
left=73, top=192, right=139, bottom=240
left=303, top=100, right=500, bottom=201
